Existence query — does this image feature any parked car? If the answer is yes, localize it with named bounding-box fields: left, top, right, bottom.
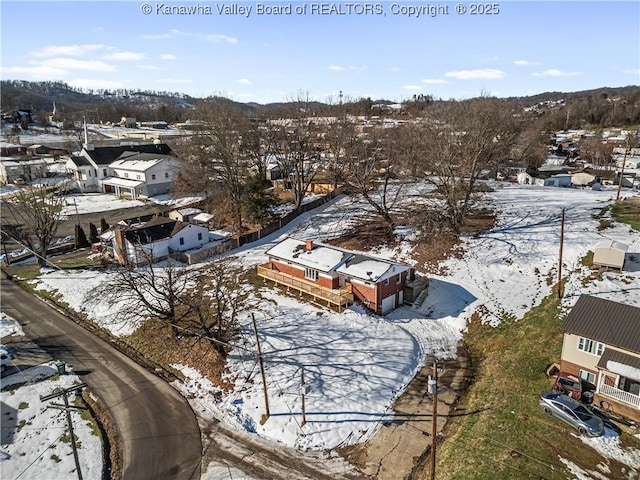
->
left=539, top=391, right=604, bottom=437
left=553, top=371, right=594, bottom=403
left=0, top=345, right=12, bottom=373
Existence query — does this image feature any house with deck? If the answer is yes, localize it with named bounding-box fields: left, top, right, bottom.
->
left=560, top=295, right=640, bottom=423
left=258, top=237, right=425, bottom=314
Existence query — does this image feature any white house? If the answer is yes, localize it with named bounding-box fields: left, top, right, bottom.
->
left=543, top=174, right=572, bottom=188
left=65, top=142, right=177, bottom=197
left=107, top=216, right=209, bottom=265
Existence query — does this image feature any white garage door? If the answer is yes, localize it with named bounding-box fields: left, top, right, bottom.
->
left=381, top=294, right=396, bottom=314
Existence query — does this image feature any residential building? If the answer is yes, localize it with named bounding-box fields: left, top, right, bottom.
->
left=104, top=216, right=209, bottom=265
left=560, top=295, right=640, bottom=422
left=258, top=237, right=423, bottom=314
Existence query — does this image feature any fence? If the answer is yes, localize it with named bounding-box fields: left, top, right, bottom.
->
left=176, top=186, right=345, bottom=264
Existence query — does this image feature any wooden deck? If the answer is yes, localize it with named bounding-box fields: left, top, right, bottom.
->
left=257, top=262, right=354, bottom=312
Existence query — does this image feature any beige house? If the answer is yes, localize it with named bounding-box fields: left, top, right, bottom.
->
left=560, top=296, right=640, bottom=422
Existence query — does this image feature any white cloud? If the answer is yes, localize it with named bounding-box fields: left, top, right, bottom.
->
left=390, top=67, right=401, bottom=72
left=161, top=54, right=177, bottom=60
left=421, top=78, right=447, bottom=85
left=31, top=44, right=105, bottom=57
left=0, top=65, right=67, bottom=77
left=514, top=60, right=540, bottom=66
left=204, top=34, right=238, bottom=43
left=40, top=58, right=116, bottom=72
left=237, top=78, right=252, bottom=85
left=445, top=69, right=505, bottom=80
left=103, top=51, right=147, bottom=61
left=329, top=65, right=344, bottom=71
left=533, top=69, right=582, bottom=77
left=402, top=85, right=422, bottom=91
left=623, top=68, right=640, bottom=75
left=68, top=78, right=125, bottom=89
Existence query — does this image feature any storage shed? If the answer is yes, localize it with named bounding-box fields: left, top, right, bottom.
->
left=593, top=240, right=628, bottom=270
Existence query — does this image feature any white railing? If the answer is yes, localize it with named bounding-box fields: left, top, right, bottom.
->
left=598, top=382, right=640, bottom=408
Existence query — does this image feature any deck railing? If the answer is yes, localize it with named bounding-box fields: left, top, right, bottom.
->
left=598, top=380, right=640, bottom=408
left=257, top=263, right=353, bottom=311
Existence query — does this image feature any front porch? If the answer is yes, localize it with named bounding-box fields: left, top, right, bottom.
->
left=257, top=262, right=354, bottom=312
left=596, top=374, right=640, bottom=423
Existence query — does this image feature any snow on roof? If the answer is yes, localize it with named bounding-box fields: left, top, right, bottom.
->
left=176, top=207, right=202, bottom=216
left=109, top=157, right=163, bottom=171
left=337, top=257, right=410, bottom=282
left=266, top=237, right=349, bottom=272
left=101, top=177, right=144, bottom=188
left=595, top=240, right=629, bottom=252
left=193, top=212, right=214, bottom=222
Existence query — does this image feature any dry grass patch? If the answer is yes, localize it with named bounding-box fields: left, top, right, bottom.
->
left=124, top=320, right=230, bottom=390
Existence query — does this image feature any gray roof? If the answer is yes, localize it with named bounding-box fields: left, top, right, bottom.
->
left=561, top=296, right=640, bottom=353
left=597, top=348, right=640, bottom=372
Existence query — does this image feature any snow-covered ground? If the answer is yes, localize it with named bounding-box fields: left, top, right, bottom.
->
left=11, top=183, right=640, bottom=476
left=1, top=315, right=103, bottom=480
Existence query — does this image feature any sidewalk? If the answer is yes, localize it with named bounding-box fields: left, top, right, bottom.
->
left=339, top=341, right=472, bottom=479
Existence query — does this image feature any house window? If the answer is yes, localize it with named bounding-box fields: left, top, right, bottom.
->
left=577, top=337, right=604, bottom=356
left=396, top=274, right=401, bottom=284
left=179, top=237, right=184, bottom=246
left=579, top=370, right=595, bottom=384
left=103, top=168, right=107, bottom=177
left=136, top=174, right=141, bottom=180
left=305, top=268, right=319, bottom=281
left=197, top=232, right=202, bottom=241
left=165, top=172, right=169, bottom=178
left=88, top=170, right=91, bottom=177
left=618, top=376, right=640, bottom=396
left=124, top=172, right=129, bottom=178
left=152, top=174, right=156, bottom=180
left=384, top=278, right=389, bottom=286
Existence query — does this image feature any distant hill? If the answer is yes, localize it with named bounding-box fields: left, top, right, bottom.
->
left=1, top=80, right=638, bottom=128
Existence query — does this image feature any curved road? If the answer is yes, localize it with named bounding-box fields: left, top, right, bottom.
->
left=1, top=276, right=202, bottom=480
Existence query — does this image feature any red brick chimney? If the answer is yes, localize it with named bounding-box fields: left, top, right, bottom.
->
left=305, top=240, right=314, bottom=251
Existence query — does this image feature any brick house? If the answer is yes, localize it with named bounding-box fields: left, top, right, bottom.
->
left=258, top=237, right=420, bottom=314
left=560, top=295, right=640, bottom=423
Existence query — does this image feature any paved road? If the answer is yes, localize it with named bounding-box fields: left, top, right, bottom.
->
left=0, top=276, right=202, bottom=480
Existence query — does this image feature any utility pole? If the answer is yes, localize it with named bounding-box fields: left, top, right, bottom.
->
left=616, top=137, right=630, bottom=201
left=557, top=208, right=565, bottom=299
left=429, top=359, right=438, bottom=480
left=252, top=314, right=270, bottom=419
left=301, top=368, right=307, bottom=427
left=40, top=383, right=87, bottom=480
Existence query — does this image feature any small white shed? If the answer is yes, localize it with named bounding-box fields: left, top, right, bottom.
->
left=593, top=240, right=628, bottom=270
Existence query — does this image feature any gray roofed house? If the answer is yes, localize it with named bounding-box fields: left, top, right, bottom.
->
left=560, top=295, right=640, bottom=422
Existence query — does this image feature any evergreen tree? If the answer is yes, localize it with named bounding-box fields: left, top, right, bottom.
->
left=243, top=175, right=279, bottom=227
left=100, top=217, right=110, bottom=234
left=89, top=222, right=100, bottom=244
left=75, top=224, right=90, bottom=249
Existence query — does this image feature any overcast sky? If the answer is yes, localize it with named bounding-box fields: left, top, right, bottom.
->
left=1, top=1, right=638, bottom=104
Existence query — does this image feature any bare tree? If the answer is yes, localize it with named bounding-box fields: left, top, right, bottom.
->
left=172, top=100, right=250, bottom=229
left=407, top=97, right=522, bottom=231
left=180, top=260, right=257, bottom=356
left=1, top=184, right=66, bottom=266
left=94, top=253, right=193, bottom=335
left=339, top=127, right=405, bottom=235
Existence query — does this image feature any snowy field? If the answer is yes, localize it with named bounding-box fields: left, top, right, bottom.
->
left=21, top=183, right=640, bottom=474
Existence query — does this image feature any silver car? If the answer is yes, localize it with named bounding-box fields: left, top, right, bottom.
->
left=539, top=391, right=604, bottom=437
